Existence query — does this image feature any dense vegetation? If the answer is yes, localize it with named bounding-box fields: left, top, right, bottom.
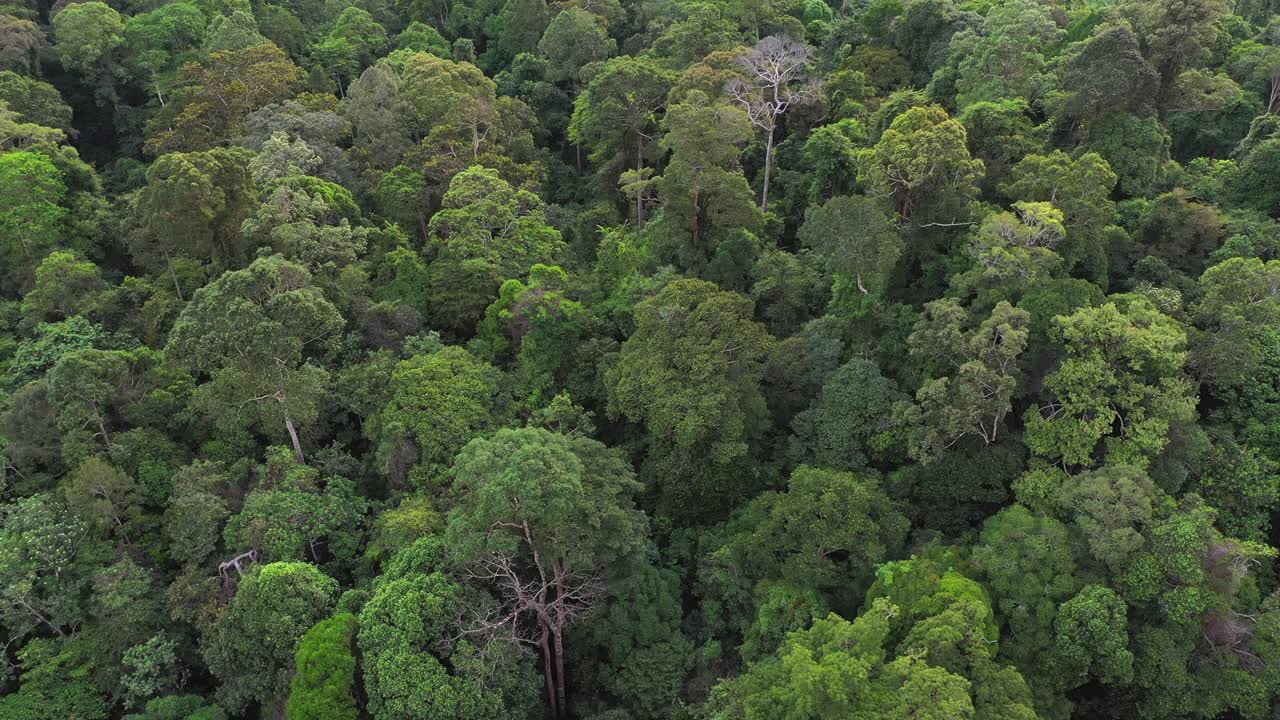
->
left=2, top=0, right=1280, bottom=717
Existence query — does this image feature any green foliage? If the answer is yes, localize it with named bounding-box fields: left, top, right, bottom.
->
left=698, top=465, right=908, bottom=639
left=287, top=613, right=359, bottom=720
left=203, top=561, right=338, bottom=713
left=425, top=166, right=564, bottom=334
left=0, top=150, right=67, bottom=294
left=859, top=104, right=983, bottom=220
left=1024, top=295, right=1196, bottom=468
left=893, top=299, right=1030, bottom=462
left=2, top=3, right=1279, bottom=719
left=381, top=345, right=502, bottom=486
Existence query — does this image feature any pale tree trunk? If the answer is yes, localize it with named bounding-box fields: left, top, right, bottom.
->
left=761, top=125, right=775, bottom=213
left=285, top=414, right=305, bottom=464
left=95, top=412, right=112, bottom=446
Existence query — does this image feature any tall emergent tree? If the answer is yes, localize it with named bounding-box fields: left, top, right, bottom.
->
left=727, top=34, right=819, bottom=213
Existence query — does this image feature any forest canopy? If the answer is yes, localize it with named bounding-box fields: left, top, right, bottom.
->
left=2, top=0, right=1280, bottom=718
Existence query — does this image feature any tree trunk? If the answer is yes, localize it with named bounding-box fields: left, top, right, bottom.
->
left=691, top=187, right=700, bottom=249
left=540, top=627, right=558, bottom=718
left=553, top=625, right=567, bottom=718
left=761, top=126, right=775, bottom=214
left=635, top=133, right=646, bottom=227
left=285, top=415, right=305, bottom=464
left=95, top=412, right=112, bottom=447
left=167, top=254, right=184, bottom=301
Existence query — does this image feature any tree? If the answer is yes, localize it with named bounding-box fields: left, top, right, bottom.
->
left=203, top=562, right=337, bottom=715
left=1054, top=23, right=1159, bottom=122
left=223, top=448, right=367, bottom=567
left=727, top=35, right=820, bottom=213
left=162, top=461, right=232, bottom=566
left=52, top=2, right=125, bottom=106
left=129, top=147, right=256, bottom=278
left=606, top=279, right=775, bottom=515
left=380, top=346, right=502, bottom=486
left=0, top=71, right=74, bottom=134
left=165, top=255, right=343, bottom=462
left=698, top=465, right=908, bottom=638
left=357, top=542, right=540, bottom=720
left=287, top=613, right=359, bottom=720
left=1139, top=0, right=1228, bottom=105
left=1053, top=464, right=1163, bottom=572
left=122, top=695, right=226, bottom=720
left=569, top=56, right=677, bottom=225
left=240, top=179, right=369, bottom=271
left=652, top=90, right=760, bottom=280
left=1135, top=189, right=1224, bottom=275
left=972, top=505, right=1080, bottom=698
left=789, top=358, right=904, bottom=471
left=798, top=194, right=902, bottom=296
left=475, top=265, right=592, bottom=406
left=948, top=0, right=1062, bottom=108
left=483, top=0, right=550, bottom=70
left=0, top=494, right=100, bottom=641
left=1024, top=295, right=1196, bottom=468
left=1191, top=256, right=1280, bottom=389
left=146, top=41, right=300, bottom=154
left=710, top=599, right=984, bottom=720
left=0, top=150, right=67, bottom=296
left=1082, top=112, right=1171, bottom=198
left=61, top=456, right=143, bottom=543
left=860, top=104, right=984, bottom=221
left=893, top=299, right=1030, bottom=462
left=537, top=7, right=614, bottom=86
left=327, top=7, right=387, bottom=70
left=446, top=427, right=648, bottom=717
left=952, top=201, right=1067, bottom=300
left=1001, top=151, right=1118, bottom=283
left=1228, top=135, right=1280, bottom=217
left=21, top=251, right=105, bottom=323
left=425, top=165, right=564, bottom=334
left=122, top=2, right=207, bottom=107
left=0, top=636, right=110, bottom=720
left=45, top=349, right=130, bottom=455
left=0, top=15, right=46, bottom=74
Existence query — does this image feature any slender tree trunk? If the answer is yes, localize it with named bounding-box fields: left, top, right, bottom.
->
left=553, top=625, right=567, bottom=718
left=761, top=125, right=775, bottom=213
left=691, top=187, right=700, bottom=249
left=167, top=254, right=184, bottom=301
left=95, top=413, right=112, bottom=447
left=540, top=627, right=558, bottom=718
left=416, top=210, right=428, bottom=244
left=635, top=133, right=646, bottom=227
left=285, top=415, right=305, bottom=464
